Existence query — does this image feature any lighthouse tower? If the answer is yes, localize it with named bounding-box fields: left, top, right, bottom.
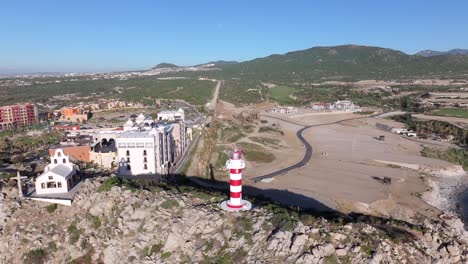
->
left=220, top=149, right=252, bottom=211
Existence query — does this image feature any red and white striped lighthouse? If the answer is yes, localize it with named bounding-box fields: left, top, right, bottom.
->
left=220, top=149, right=252, bottom=211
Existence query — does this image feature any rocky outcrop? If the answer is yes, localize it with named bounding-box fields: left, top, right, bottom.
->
left=0, top=177, right=467, bottom=263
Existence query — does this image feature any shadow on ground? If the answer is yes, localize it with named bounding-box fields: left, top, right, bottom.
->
left=109, top=173, right=425, bottom=241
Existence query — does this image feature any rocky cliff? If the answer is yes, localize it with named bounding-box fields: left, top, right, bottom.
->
left=0, top=177, right=467, bottom=263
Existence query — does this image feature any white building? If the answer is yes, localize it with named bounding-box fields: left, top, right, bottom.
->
left=116, top=125, right=174, bottom=176
left=333, top=100, right=360, bottom=112
left=88, top=113, right=189, bottom=176
left=124, top=113, right=155, bottom=131
left=157, top=108, right=185, bottom=122
left=35, top=149, right=79, bottom=195
left=391, top=128, right=408, bottom=134
left=271, top=106, right=298, bottom=114
left=310, top=102, right=334, bottom=111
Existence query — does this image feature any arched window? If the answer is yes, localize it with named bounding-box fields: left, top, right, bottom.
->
left=143, top=150, right=147, bottom=156
left=57, top=152, right=62, bottom=157
left=63, top=159, right=67, bottom=164
left=54, top=159, right=58, bottom=164
left=127, top=164, right=131, bottom=170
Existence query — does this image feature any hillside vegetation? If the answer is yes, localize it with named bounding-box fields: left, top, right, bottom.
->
left=219, top=45, right=468, bottom=82
left=0, top=78, right=215, bottom=106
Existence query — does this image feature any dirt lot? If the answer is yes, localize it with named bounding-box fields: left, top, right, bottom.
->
left=245, top=112, right=459, bottom=220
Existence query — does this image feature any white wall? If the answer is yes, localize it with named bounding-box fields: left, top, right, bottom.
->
left=35, top=172, right=70, bottom=195
left=117, top=137, right=157, bottom=175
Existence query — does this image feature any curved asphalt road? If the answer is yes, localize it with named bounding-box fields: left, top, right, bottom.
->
left=250, top=114, right=374, bottom=183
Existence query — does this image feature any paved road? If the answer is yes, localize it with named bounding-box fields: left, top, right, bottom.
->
left=173, top=133, right=201, bottom=174
left=249, top=114, right=373, bottom=182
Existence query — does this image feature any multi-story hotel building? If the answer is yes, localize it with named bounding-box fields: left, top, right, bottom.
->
left=113, top=113, right=187, bottom=176
left=0, top=103, right=38, bottom=130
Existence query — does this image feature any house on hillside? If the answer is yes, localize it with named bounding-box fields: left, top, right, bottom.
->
left=35, top=149, right=80, bottom=195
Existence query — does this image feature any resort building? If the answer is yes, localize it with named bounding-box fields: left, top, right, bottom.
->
left=35, top=149, right=80, bottom=195
left=116, top=125, right=174, bottom=176
left=157, top=108, right=185, bottom=122
left=271, top=106, right=298, bottom=114
left=58, top=107, right=89, bottom=123
left=333, top=100, right=360, bottom=111
left=310, top=102, right=333, bottom=111
left=0, top=103, right=38, bottom=130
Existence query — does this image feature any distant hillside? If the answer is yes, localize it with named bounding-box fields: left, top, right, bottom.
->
left=206, top=60, right=238, bottom=66
left=219, top=45, right=468, bottom=82
left=152, top=62, right=178, bottom=69
left=417, top=49, right=468, bottom=57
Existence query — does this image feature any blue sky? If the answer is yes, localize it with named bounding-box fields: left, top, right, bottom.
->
left=1, top=0, right=467, bottom=73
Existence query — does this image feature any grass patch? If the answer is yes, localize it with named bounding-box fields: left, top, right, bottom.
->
left=237, top=142, right=275, bottom=163
left=87, top=214, right=101, bottom=229
left=258, top=126, right=284, bottom=136
left=67, top=223, right=81, bottom=244
left=432, top=108, right=468, bottom=118
left=45, top=204, right=58, bottom=213
left=219, top=122, right=246, bottom=143
left=97, top=176, right=122, bottom=192
left=160, top=199, right=180, bottom=209
left=360, top=245, right=373, bottom=256
left=269, top=85, right=298, bottom=105
left=323, top=255, right=339, bottom=264
left=233, top=216, right=254, bottom=243
left=23, top=248, right=47, bottom=264
left=68, top=249, right=94, bottom=264
left=143, top=244, right=163, bottom=257
left=215, top=147, right=230, bottom=169
left=249, top=136, right=280, bottom=147
left=201, top=251, right=232, bottom=264
left=160, top=252, right=172, bottom=260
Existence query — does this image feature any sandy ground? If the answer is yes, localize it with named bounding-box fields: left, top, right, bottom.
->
left=246, top=112, right=460, bottom=220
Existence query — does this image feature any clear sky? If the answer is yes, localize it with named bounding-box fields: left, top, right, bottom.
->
left=1, top=0, right=467, bottom=73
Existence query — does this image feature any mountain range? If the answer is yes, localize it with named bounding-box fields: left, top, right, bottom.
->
left=155, top=45, right=468, bottom=82
left=416, top=49, right=468, bottom=57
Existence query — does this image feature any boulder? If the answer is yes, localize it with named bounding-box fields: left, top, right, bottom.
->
left=311, top=243, right=335, bottom=257
left=290, top=234, right=308, bottom=254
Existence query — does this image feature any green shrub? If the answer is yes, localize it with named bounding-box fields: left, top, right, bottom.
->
left=68, top=224, right=81, bottom=244
left=144, top=243, right=163, bottom=257
left=323, top=255, right=338, bottom=264
left=24, top=248, right=47, bottom=264
left=97, top=176, right=122, bottom=192
left=421, top=147, right=468, bottom=169
left=160, top=252, right=172, bottom=260
left=360, top=245, right=373, bottom=256
left=160, top=199, right=180, bottom=209
left=89, top=215, right=101, bottom=229
left=45, top=204, right=58, bottom=213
